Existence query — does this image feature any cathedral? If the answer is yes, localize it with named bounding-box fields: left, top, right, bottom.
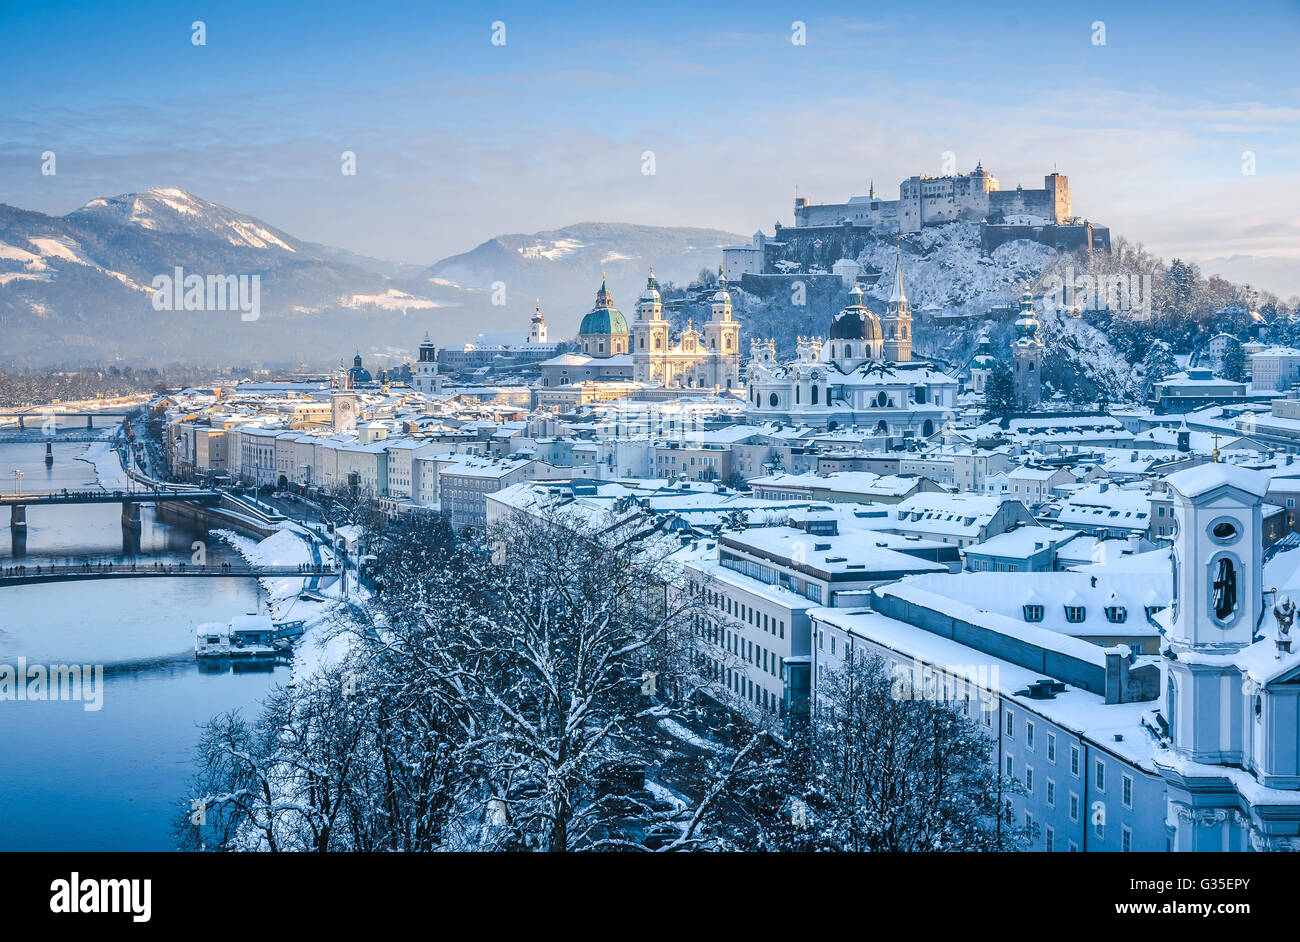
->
left=539, top=271, right=742, bottom=392
left=631, top=267, right=741, bottom=389
left=743, top=251, right=958, bottom=435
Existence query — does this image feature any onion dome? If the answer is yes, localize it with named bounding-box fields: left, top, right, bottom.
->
left=1013, top=290, right=1041, bottom=344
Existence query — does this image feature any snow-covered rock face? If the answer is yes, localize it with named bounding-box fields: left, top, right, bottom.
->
left=71, top=189, right=299, bottom=251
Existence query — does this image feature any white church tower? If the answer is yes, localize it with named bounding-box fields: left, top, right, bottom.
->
left=1156, top=462, right=1294, bottom=851
left=528, top=300, right=548, bottom=344
left=412, top=332, right=441, bottom=394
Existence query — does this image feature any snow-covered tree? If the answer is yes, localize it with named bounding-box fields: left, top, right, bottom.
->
left=1141, top=340, right=1177, bottom=399
left=983, top=361, right=1016, bottom=418
left=798, top=655, right=1030, bottom=852
left=1220, top=337, right=1247, bottom=383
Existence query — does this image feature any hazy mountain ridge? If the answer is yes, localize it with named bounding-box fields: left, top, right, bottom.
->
left=0, top=193, right=744, bottom=368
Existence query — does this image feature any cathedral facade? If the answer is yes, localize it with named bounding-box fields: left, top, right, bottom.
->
left=539, top=271, right=742, bottom=393
left=743, top=253, right=958, bottom=435
left=631, top=269, right=742, bottom=390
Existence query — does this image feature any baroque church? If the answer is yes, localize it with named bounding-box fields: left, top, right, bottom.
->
left=538, top=270, right=742, bottom=391
left=743, top=251, right=958, bottom=435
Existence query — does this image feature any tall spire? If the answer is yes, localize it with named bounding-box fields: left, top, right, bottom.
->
left=889, top=242, right=906, bottom=305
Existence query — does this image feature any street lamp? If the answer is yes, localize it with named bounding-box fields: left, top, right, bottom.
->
left=11, top=469, right=23, bottom=497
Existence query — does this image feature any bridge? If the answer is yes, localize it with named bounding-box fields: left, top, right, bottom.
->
left=3, top=487, right=223, bottom=531
left=0, top=410, right=136, bottom=432
left=0, top=562, right=340, bottom=587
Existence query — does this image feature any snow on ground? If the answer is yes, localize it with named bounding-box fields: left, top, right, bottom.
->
left=28, top=236, right=93, bottom=266
left=78, top=440, right=131, bottom=489
left=343, top=289, right=440, bottom=310
left=211, top=528, right=354, bottom=679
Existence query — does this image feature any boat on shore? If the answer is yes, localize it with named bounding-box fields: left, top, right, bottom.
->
left=195, top=614, right=286, bottom=659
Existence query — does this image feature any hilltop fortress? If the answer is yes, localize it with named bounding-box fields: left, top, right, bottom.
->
left=724, top=164, right=1110, bottom=283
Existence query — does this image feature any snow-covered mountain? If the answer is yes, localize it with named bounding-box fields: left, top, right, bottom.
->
left=413, top=221, right=745, bottom=334
left=0, top=195, right=741, bottom=367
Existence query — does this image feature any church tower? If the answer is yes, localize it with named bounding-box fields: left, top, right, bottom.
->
left=969, top=334, right=996, bottom=394
left=1011, top=290, right=1043, bottom=409
left=528, top=300, right=547, bottom=344
left=631, top=268, right=669, bottom=382
left=1158, top=463, right=1272, bottom=851
left=412, top=332, right=440, bottom=394
left=881, top=247, right=912, bottom=363
left=703, top=267, right=741, bottom=388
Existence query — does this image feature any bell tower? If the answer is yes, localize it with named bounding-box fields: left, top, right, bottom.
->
left=881, top=247, right=912, bottom=363
left=631, top=267, right=669, bottom=382
left=1163, top=463, right=1268, bottom=764
left=703, top=267, right=741, bottom=388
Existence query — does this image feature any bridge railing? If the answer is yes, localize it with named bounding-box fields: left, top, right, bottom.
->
left=0, top=562, right=339, bottom=577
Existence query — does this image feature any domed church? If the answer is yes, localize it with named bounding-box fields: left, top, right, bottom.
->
left=577, top=276, right=629, bottom=357
left=744, top=250, right=958, bottom=436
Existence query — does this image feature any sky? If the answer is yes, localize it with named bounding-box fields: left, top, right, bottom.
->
left=2, top=0, right=1299, bottom=295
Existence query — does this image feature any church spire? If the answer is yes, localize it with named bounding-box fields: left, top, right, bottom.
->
left=889, top=242, right=906, bottom=305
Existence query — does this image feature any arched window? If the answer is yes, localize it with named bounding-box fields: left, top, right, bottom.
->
left=795, top=386, right=800, bottom=403
left=914, top=386, right=927, bottom=404
left=922, top=419, right=934, bottom=436
left=769, top=393, right=779, bottom=407
left=877, top=391, right=888, bottom=408
left=1213, top=556, right=1237, bottom=621
left=811, top=385, right=819, bottom=405
left=876, top=420, right=888, bottom=434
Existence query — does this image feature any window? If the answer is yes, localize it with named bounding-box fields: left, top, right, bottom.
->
left=1025, top=766, right=1034, bottom=794
left=1026, top=721, right=1035, bottom=749
left=1121, top=826, right=1132, bottom=852
left=1094, top=759, right=1106, bottom=792
left=1023, top=604, right=1044, bottom=622
left=1046, top=826, right=1055, bottom=852
left=1070, top=745, right=1080, bottom=777
left=1005, top=755, right=1013, bottom=777
left=1069, top=793, right=1080, bottom=822
left=1065, top=605, right=1085, bottom=623
left=1046, top=779, right=1055, bottom=807
left=1006, top=712, right=1014, bottom=738
left=1047, top=732, right=1057, bottom=763
left=1122, top=774, right=1133, bottom=809
left=1105, top=606, right=1127, bottom=624
left=1213, top=556, right=1238, bottom=622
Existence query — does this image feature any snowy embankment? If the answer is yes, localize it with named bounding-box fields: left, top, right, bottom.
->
left=77, top=439, right=131, bottom=489
left=210, top=527, right=356, bottom=679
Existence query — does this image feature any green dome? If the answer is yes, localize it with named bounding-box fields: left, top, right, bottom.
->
left=579, top=277, right=629, bottom=335
left=579, top=306, right=628, bottom=336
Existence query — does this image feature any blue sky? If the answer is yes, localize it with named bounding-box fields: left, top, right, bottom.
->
left=3, top=0, right=1299, bottom=294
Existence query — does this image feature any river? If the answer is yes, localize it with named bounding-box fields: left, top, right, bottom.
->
left=0, top=435, right=288, bottom=850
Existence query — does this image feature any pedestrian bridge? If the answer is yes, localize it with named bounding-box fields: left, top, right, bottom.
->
left=0, top=562, right=339, bottom=587
left=0, top=488, right=221, bottom=506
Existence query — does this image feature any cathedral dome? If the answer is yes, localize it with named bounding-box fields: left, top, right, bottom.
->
left=828, top=285, right=881, bottom=341
left=579, top=277, right=629, bottom=335
left=579, top=307, right=629, bottom=335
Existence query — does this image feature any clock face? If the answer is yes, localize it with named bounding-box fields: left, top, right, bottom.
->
left=340, top=402, right=351, bottom=412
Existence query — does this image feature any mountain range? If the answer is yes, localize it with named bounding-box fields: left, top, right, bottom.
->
left=0, top=189, right=742, bottom=369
